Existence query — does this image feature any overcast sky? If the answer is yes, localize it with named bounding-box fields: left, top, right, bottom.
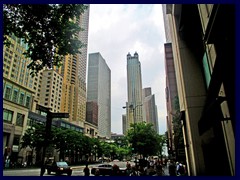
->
left=87, top=4, right=167, bottom=135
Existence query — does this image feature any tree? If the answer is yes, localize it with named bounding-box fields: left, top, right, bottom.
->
left=3, top=4, right=88, bottom=75
left=20, top=123, right=46, bottom=165
left=172, top=96, right=185, bottom=160
left=156, top=134, right=167, bottom=162
left=126, top=122, right=159, bottom=157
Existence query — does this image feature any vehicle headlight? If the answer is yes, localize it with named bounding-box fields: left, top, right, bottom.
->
left=60, top=168, right=64, bottom=171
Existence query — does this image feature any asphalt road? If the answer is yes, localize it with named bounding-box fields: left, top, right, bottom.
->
left=3, top=161, right=169, bottom=176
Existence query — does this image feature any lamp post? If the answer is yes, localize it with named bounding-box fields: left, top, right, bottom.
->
left=123, top=104, right=142, bottom=154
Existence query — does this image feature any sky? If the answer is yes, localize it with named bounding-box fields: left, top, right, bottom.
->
left=87, top=4, right=167, bottom=135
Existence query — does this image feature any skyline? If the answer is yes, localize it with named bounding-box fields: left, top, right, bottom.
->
left=88, top=4, right=167, bottom=134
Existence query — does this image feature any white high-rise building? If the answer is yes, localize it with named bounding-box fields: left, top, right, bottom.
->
left=87, top=52, right=111, bottom=138
left=126, top=52, right=143, bottom=130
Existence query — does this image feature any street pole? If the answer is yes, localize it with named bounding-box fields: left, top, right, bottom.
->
left=123, top=104, right=142, bottom=156
left=36, top=104, right=69, bottom=176
left=40, top=111, right=52, bottom=176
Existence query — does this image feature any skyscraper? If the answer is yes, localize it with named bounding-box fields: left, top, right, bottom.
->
left=57, top=5, right=90, bottom=128
left=142, top=87, right=159, bottom=134
left=126, top=52, right=143, bottom=130
left=87, top=52, right=111, bottom=138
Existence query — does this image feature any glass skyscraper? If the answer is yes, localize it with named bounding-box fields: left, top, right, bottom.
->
left=87, top=52, right=111, bottom=138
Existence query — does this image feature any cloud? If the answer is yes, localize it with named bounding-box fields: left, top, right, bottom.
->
left=88, top=4, right=167, bottom=134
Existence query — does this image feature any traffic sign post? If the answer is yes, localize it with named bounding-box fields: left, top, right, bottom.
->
left=38, top=104, right=69, bottom=176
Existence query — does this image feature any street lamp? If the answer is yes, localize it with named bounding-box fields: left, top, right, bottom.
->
left=122, top=104, right=142, bottom=154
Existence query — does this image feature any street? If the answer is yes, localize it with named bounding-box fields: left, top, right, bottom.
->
left=3, top=165, right=92, bottom=176
left=3, top=162, right=170, bottom=176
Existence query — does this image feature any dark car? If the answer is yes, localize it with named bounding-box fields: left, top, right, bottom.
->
left=91, top=162, right=128, bottom=176
left=46, top=161, right=72, bottom=176
left=91, top=164, right=112, bottom=176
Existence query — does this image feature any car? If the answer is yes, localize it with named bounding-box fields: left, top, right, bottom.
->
left=46, top=161, right=72, bottom=176
left=91, top=163, right=112, bottom=176
left=91, top=162, right=131, bottom=176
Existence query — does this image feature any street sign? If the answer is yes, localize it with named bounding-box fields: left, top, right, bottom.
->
left=50, top=113, right=69, bottom=118
left=36, top=104, right=50, bottom=112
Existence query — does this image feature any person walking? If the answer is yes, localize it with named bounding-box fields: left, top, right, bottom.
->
left=95, top=169, right=100, bottom=176
left=83, top=164, right=90, bottom=176
left=168, top=160, right=176, bottom=176
left=126, top=162, right=132, bottom=176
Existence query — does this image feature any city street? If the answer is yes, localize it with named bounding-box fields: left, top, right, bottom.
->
left=3, top=162, right=170, bottom=176
left=3, top=165, right=92, bottom=176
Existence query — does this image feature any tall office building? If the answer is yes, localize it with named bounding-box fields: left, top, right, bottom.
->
left=39, top=69, right=63, bottom=113
left=87, top=52, right=111, bottom=138
left=77, top=4, right=90, bottom=127
left=163, top=4, right=235, bottom=175
left=142, top=87, right=159, bottom=134
left=57, top=5, right=90, bottom=128
left=126, top=52, right=143, bottom=131
left=122, top=115, right=127, bottom=135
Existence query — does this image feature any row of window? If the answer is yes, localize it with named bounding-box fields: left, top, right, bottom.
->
left=3, top=109, right=24, bottom=127
left=60, top=122, right=83, bottom=132
left=4, top=86, right=31, bottom=108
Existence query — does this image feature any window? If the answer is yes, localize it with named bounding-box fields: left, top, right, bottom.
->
left=3, top=109, right=13, bottom=123
left=5, top=86, right=12, bottom=100
left=61, top=123, right=66, bottom=128
left=202, top=53, right=211, bottom=88
left=19, top=93, right=25, bottom=105
left=25, top=96, right=31, bottom=108
left=12, top=89, right=19, bottom=103
left=66, top=124, right=70, bottom=129
left=16, top=113, right=24, bottom=127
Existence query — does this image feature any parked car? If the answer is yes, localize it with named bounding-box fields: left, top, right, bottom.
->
left=46, top=161, right=72, bottom=176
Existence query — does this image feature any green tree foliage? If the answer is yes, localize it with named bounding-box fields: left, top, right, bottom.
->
left=126, top=122, right=160, bottom=157
left=3, top=4, right=88, bottom=75
left=156, top=134, right=167, bottom=161
left=20, top=123, right=45, bottom=151
left=172, top=96, right=185, bottom=159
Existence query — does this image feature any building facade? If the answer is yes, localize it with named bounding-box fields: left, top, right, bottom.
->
left=164, top=43, right=182, bottom=160
left=122, top=115, right=127, bottom=135
left=56, top=4, right=90, bottom=128
left=142, top=87, right=159, bottom=134
left=3, top=35, right=36, bottom=165
left=126, top=52, right=143, bottom=131
left=39, top=69, right=63, bottom=113
left=163, top=4, right=235, bottom=175
left=87, top=52, right=111, bottom=138
left=85, top=101, right=98, bottom=138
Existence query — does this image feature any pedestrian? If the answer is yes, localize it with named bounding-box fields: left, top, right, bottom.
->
left=139, top=165, right=146, bottom=176
left=129, top=165, right=140, bottom=176
left=155, top=161, right=163, bottom=176
left=111, top=164, right=121, bottom=176
left=168, top=160, right=176, bottom=176
left=95, top=169, right=100, bottom=176
left=83, top=164, right=90, bottom=176
left=126, top=162, right=132, bottom=176
left=145, top=164, right=156, bottom=176
left=177, top=162, right=185, bottom=176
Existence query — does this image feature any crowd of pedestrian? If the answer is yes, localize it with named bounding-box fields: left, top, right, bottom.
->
left=86, top=158, right=187, bottom=176
left=167, top=160, right=187, bottom=176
